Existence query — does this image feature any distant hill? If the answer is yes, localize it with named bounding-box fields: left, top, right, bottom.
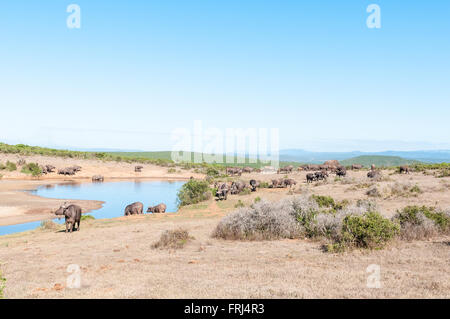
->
left=279, top=149, right=450, bottom=163
left=340, top=156, right=421, bottom=168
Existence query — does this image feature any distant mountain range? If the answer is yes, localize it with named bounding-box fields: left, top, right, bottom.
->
left=279, top=149, right=450, bottom=164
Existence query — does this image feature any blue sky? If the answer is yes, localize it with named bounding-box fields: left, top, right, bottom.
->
left=0, top=0, right=449, bottom=152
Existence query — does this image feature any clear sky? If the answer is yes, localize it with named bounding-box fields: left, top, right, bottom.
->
left=1, top=0, right=449, bottom=152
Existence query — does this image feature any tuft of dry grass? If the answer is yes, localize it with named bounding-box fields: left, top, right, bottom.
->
left=39, top=220, right=60, bottom=231
left=152, top=228, right=194, bottom=250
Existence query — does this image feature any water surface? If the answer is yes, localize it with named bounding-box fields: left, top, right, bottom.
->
left=0, top=180, right=185, bottom=236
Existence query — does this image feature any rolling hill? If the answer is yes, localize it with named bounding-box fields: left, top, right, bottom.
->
left=340, top=156, right=421, bottom=167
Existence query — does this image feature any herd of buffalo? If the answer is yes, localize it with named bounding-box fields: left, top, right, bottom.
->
left=46, top=159, right=412, bottom=233
left=54, top=201, right=167, bottom=233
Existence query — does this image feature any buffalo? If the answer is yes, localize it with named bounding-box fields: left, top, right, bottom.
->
left=306, top=173, right=316, bottom=183
left=55, top=202, right=82, bottom=233
left=226, top=167, right=242, bottom=176
left=124, top=202, right=144, bottom=216
left=283, top=178, right=297, bottom=188
left=249, top=179, right=260, bottom=192
left=230, top=180, right=246, bottom=194
left=277, top=165, right=294, bottom=174
left=92, top=175, right=104, bottom=182
left=147, top=203, right=167, bottom=213
left=242, top=167, right=254, bottom=173
left=135, top=166, right=143, bottom=172
left=352, top=164, right=363, bottom=170
left=58, top=167, right=76, bottom=176
left=336, top=166, right=347, bottom=177
left=399, top=166, right=410, bottom=174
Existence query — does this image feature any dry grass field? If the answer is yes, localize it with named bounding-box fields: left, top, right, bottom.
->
left=0, top=154, right=449, bottom=298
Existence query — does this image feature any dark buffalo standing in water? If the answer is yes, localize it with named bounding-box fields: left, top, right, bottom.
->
left=399, top=166, right=410, bottom=174
left=124, top=202, right=144, bottom=216
left=54, top=203, right=82, bottom=233
left=147, top=203, right=167, bottom=213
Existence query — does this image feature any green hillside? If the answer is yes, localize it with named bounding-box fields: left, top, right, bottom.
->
left=340, top=155, right=421, bottom=168
left=0, top=143, right=291, bottom=169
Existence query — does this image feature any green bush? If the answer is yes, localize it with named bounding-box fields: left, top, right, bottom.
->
left=259, top=182, right=270, bottom=188
left=206, top=167, right=220, bottom=177
left=21, top=163, right=42, bottom=177
left=311, top=195, right=348, bottom=213
left=338, top=212, right=399, bottom=250
left=81, top=215, right=95, bottom=221
left=177, top=179, right=212, bottom=207
left=5, top=161, right=16, bottom=172
left=0, top=163, right=5, bottom=170
left=235, top=200, right=245, bottom=208
left=397, top=206, right=449, bottom=232
left=312, top=195, right=335, bottom=208
left=254, top=196, right=261, bottom=203
left=393, top=205, right=450, bottom=240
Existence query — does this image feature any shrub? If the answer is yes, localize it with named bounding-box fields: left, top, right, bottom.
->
left=5, top=161, right=16, bottom=172
left=40, top=220, right=59, bottom=230
left=337, top=212, right=399, bottom=250
left=81, top=215, right=95, bottom=221
left=177, top=179, right=212, bottom=206
left=312, top=195, right=335, bottom=208
left=0, top=163, right=5, bottom=170
left=410, top=184, right=422, bottom=194
left=21, top=163, right=42, bottom=177
left=239, top=188, right=251, bottom=195
left=310, top=195, right=348, bottom=213
left=259, top=182, right=270, bottom=188
left=206, top=167, right=220, bottom=177
left=213, top=195, right=400, bottom=252
left=234, top=200, right=245, bottom=208
left=393, top=206, right=447, bottom=240
left=254, top=196, right=261, bottom=203
left=152, top=228, right=193, bottom=249
left=167, top=168, right=176, bottom=174
left=366, top=186, right=381, bottom=197
left=212, top=199, right=305, bottom=240
left=396, top=206, right=449, bottom=233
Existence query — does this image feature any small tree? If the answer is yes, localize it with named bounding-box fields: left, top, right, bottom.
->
left=177, top=179, right=211, bottom=206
